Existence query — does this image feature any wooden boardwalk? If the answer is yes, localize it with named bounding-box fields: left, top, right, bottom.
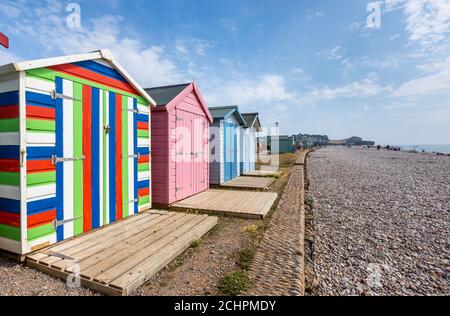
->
left=221, top=176, right=275, bottom=190
left=172, top=189, right=278, bottom=219
left=26, top=211, right=217, bottom=296
left=244, top=169, right=282, bottom=178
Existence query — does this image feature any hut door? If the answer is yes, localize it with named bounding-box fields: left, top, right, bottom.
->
left=175, top=109, right=191, bottom=200
left=54, top=78, right=139, bottom=243
left=223, top=122, right=237, bottom=182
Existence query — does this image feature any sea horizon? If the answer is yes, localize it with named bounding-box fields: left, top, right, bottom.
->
left=392, top=144, right=450, bottom=155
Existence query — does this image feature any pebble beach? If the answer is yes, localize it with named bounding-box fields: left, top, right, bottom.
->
left=308, top=147, right=450, bottom=296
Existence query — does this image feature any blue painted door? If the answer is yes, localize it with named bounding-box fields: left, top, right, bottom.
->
left=223, top=122, right=237, bottom=182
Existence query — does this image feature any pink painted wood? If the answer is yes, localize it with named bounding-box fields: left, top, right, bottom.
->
left=151, top=82, right=212, bottom=205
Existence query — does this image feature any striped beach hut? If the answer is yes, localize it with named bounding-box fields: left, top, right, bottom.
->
left=0, top=50, right=155, bottom=255
left=240, top=113, right=262, bottom=174
left=145, top=82, right=212, bottom=206
left=209, top=106, right=246, bottom=185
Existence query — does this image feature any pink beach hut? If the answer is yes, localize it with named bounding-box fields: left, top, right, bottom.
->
left=145, top=82, right=213, bottom=206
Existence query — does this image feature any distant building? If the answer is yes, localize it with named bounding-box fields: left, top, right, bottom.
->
left=266, top=135, right=295, bottom=154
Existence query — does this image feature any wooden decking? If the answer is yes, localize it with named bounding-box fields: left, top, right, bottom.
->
left=26, top=211, right=217, bottom=296
left=221, top=176, right=275, bottom=190
left=172, top=189, right=278, bottom=219
left=244, top=169, right=282, bottom=178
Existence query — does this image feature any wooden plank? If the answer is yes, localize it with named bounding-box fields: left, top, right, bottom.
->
left=41, top=212, right=155, bottom=254
left=62, top=213, right=185, bottom=273
left=112, top=216, right=218, bottom=295
left=26, top=211, right=218, bottom=296
left=74, top=213, right=192, bottom=280
left=49, top=213, right=180, bottom=271
left=93, top=214, right=207, bottom=285
left=39, top=213, right=165, bottom=266
left=172, top=190, right=277, bottom=219
left=26, top=259, right=122, bottom=296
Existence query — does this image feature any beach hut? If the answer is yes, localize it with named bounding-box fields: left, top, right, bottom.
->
left=240, top=113, right=262, bottom=174
left=209, top=106, right=246, bottom=185
left=267, top=135, right=295, bottom=154
left=0, top=50, right=155, bottom=255
left=145, top=83, right=213, bottom=206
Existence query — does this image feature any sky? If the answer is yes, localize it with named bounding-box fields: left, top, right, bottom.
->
left=0, top=0, right=449, bottom=145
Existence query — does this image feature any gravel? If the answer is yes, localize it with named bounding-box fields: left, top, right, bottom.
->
left=0, top=216, right=257, bottom=296
left=0, top=254, right=96, bottom=296
left=307, top=147, right=450, bottom=296
left=139, top=216, right=261, bottom=296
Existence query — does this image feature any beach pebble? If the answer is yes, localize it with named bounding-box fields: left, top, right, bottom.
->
left=307, top=147, right=450, bottom=296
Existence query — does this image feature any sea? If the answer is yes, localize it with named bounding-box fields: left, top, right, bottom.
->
left=394, top=144, right=450, bottom=155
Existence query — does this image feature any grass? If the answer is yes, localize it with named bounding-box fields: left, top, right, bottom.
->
left=241, top=224, right=258, bottom=234
left=239, top=245, right=257, bottom=270
left=191, top=238, right=202, bottom=248
left=214, top=151, right=302, bottom=295
left=304, top=195, right=314, bottom=208
left=218, top=270, right=250, bottom=296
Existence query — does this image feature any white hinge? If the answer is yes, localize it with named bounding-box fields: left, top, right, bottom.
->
left=129, top=197, right=140, bottom=204
left=51, top=155, right=85, bottom=165
left=51, top=217, right=81, bottom=230
left=128, top=108, right=140, bottom=114
left=176, top=116, right=183, bottom=121
left=51, top=90, right=81, bottom=101
left=176, top=187, right=182, bottom=192
left=20, top=150, right=26, bottom=167
left=122, top=153, right=141, bottom=159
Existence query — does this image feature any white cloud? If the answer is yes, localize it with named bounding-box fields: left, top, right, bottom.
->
left=292, top=68, right=305, bottom=75
left=386, top=0, right=450, bottom=51
left=306, top=10, right=324, bottom=20
left=403, top=0, right=450, bottom=47
left=220, top=18, right=238, bottom=31
left=0, top=1, right=183, bottom=87
left=205, top=74, right=296, bottom=106
left=275, top=103, right=289, bottom=112
left=299, top=77, right=392, bottom=106
left=0, top=1, right=21, bottom=18
left=391, top=56, right=450, bottom=97
left=0, top=50, right=19, bottom=65
left=362, top=56, right=400, bottom=69
left=318, top=46, right=344, bottom=60
left=175, top=37, right=213, bottom=57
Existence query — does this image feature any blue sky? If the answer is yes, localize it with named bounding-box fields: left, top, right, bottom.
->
left=1, top=0, right=449, bottom=144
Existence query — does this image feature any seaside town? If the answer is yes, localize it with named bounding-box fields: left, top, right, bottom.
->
left=0, top=0, right=448, bottom=302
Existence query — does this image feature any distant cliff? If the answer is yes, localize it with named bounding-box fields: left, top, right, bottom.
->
left=294, top=134, right=375, bottom=147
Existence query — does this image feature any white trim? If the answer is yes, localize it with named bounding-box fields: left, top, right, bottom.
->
left=99, top=89, right=104, bottom=227
left=0, top=50, right=156, bottom=106
left=98, top=50, right=156, bottom=107
left=62, top=79, right=74, bottom=239
left=5, top=51, right=102, bottom=74
left=128, top=97, right=135, bottom=215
